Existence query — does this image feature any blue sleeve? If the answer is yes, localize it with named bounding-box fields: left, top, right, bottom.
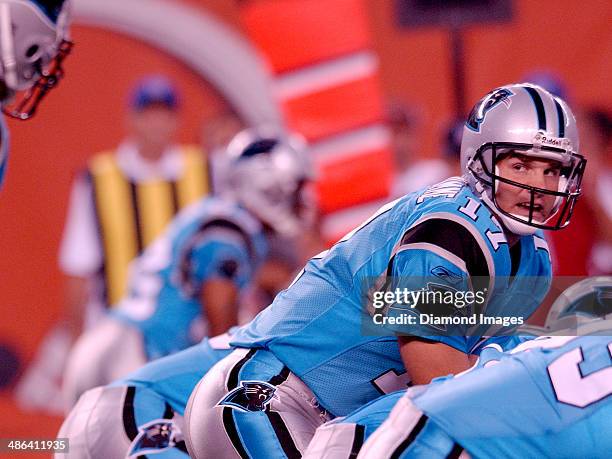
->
left=0, top=115, right=9, bottom=188
left=188, top=231, right=253, bottom=290
left=375, top=247, right=474, bottom=353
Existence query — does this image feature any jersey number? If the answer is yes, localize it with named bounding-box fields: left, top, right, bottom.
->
left=548, top=342, right=612, bottom=408
left=371, top=369, right=411, bottom=395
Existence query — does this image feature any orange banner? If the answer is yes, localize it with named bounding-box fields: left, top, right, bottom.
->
left=240, top=0, right=372, bottom=73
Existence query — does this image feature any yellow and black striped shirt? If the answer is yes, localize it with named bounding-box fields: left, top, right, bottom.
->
left=88, top=145, right=210, bottom=306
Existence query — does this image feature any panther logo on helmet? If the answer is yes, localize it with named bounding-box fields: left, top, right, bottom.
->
left=466, top=88, right=514, bottom=133
left=545, top=277, right=612, bottom=327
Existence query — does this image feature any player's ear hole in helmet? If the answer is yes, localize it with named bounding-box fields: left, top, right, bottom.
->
left=0, top=0, right=73, bottom=120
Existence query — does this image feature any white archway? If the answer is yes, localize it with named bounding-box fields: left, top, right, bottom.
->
left=72, top=0, right=284, bottom=129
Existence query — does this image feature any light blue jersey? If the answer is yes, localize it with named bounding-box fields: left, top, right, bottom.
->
left=307, top=334, right=612, bottom=458
left=232, top=177, right=552, bottom=416
left=112, top=197, right=267, bottom=360
left=0, top=115, right=9, bottom=186
left=409, top=334, right=612, bottom=458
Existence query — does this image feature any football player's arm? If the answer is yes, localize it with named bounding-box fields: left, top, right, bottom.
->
left=189, top=232, right=253, bottom=335
left=398, top=336, right=476, bottom=385
left=389, top=219, right=490, bottom=382
left=201, top=277, right=239, bottom=337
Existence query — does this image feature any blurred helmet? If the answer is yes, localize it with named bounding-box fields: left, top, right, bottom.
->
left=517, top=277, right=612, bottom=337
left=545, top=276, right=612, bottom=331
left=461, top=83, right=586, bottom=235
left=0, top=0, right=72, bottom=119
left=221, top=127, right=314, bottom=237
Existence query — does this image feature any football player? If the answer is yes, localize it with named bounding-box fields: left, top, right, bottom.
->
left=303, top=277, right=612, bottom=458
left=0, top=0, right=72, bottom=184
left=185, top=83, right=586, bottom=458
left=61, top=128, right=313, bottom=409
left=56, top=330, right=236, bottom=458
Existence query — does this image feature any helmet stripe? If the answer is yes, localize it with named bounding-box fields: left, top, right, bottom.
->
left=554, top=98, right=566, bottom=138
left=524, top=86, right=547, bottom=131
left=32, top=0, right=66, bottom=24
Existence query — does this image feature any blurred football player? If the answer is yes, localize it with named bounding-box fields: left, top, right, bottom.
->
left=304, top=277, right=612, bottom=458
left=0, top=0, right=72, bottom=185
left=185, top=83, right=586, bottom=458
left=61, top=128, right=313, bottom=409
left=56, top=330, right=237, bottom=458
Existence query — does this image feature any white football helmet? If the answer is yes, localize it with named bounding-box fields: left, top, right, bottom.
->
left=461, top=83, right=586, bottom=235
left=0, top=0, right=72, bottom=119
left=544, top=276, right=612, bottom=331
left=220, top=127, right=314, bottom=237
left=517, top=276, right=612, bottom=337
